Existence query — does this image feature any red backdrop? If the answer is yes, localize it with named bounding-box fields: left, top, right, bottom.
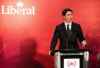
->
left=0, top=0, right=100, bottom=68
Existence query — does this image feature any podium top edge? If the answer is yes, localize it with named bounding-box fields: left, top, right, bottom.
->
left=54, top=49, right=90, bottom=53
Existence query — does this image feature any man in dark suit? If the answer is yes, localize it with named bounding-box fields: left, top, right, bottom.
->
left=50, top=8, right=87, bottom=55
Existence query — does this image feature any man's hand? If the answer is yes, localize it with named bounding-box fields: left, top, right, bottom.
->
left=49, top=50, right=55, bottom=56
left=81, top=40, right=87, bottom=48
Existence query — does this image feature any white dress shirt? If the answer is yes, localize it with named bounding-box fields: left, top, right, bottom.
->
left=64, top=21, right=72, bottom=30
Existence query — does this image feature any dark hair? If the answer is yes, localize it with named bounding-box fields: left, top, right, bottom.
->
left=62, top=8, right=73, bottom=16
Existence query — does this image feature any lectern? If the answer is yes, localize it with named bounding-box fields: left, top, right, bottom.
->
left=54, top=49, right=89, bottom=68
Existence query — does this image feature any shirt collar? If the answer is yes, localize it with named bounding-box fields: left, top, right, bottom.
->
left=64, top=21, right=72, bottom=26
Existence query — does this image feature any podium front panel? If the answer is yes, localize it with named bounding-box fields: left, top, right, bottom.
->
left=54, top=50, right=89, bottom=68
left=61, top=55, right=83, bottom=68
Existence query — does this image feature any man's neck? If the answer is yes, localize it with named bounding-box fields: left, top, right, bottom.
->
left=64, top=20, right=72, bottom=23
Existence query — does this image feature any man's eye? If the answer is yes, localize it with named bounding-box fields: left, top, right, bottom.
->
left=66, top=14, right=72, bottom=16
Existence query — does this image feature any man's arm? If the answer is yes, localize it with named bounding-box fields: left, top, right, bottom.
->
left=77, top=24, right=87, bottom=47
left=49, top=26, right=59, bottom=55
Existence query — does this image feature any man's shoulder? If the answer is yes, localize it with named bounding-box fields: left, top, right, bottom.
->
left=72, top=22, right=80, bottom=26
left=72, top=22, right=82, bottom=30
left=56, top=22, right=64, bottom=28
left=55, top=22, right=81, bottom=28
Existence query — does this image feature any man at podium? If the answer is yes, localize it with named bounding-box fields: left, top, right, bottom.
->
left=50, top=8, right=87, bottom=55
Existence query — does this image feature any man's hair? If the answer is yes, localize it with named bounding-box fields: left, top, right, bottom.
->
left=62, top=8, right=73, bottom=16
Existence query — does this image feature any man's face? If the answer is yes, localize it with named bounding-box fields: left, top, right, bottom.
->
left=64, top=11, right=73, bottom=22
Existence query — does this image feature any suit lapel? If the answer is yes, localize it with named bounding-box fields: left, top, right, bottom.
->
left=71, top=22, right=74, bottom=32
left=61, top=23, right=68, bottom=37
left=62, top=22, right=66, bottom=31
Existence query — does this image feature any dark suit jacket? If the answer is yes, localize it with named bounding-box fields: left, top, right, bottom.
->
left=50, top=22, right=85, bottom=51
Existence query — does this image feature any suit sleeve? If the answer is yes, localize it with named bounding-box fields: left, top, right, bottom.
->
left=77, top=25, right=85, bottom=43
left=50, top=26, right=59, bottom=51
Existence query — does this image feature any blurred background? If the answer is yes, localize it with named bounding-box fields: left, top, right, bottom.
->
left=0, top=0, right=100, bottom=68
